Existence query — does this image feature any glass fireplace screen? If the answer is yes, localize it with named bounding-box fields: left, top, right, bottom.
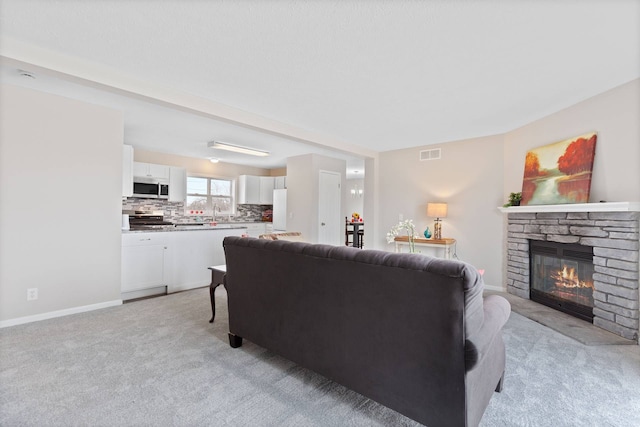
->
left=530, top=240, right=594, bottom=320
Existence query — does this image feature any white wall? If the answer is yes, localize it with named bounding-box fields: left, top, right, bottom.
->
left=287, top=154, right=346, bottom=243
left=504, top=78, right=640, bottom=202
left=378, top=135, right=505, bottom=289
left=375, top=78, right=639, bottom=291
left=0, top=84, right=123, bottom=323
left=364, top=157, right=379, bottom=248
left=286, top=155, right=315, bottom=238
left=344, top=178, right=365, bottom=221
left=1, top=77, right=633, bottom=320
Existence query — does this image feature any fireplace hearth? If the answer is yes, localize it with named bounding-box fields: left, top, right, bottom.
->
left=530, top=240, right=594, bottom=322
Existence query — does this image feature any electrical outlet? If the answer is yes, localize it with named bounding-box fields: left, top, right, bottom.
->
left=27, top=288, right=38, bottom=301
left=399, top=213, right=404, bottom=221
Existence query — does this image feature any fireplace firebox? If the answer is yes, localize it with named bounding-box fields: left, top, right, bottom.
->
left=529, top=240, right=595, bottom=322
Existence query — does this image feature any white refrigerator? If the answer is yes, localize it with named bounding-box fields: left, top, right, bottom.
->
left=272, top=189, right=287, bottom=231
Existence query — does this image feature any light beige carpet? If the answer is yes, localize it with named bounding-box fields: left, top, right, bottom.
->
left=2, top=287, right=639, bottom=426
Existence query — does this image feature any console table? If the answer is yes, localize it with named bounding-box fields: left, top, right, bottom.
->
left=394, top=237, right=456, bottom=259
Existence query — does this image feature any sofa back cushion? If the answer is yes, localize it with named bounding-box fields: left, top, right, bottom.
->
left=225, top=236, right=485, bottom=340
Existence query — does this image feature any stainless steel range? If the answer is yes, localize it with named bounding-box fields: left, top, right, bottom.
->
left=123, top=210, right=174, bottom=231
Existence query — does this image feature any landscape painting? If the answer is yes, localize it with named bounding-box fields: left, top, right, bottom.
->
left=521, top=133, right=597, bottom=206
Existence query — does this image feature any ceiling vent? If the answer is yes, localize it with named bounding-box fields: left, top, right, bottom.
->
left=419, top=148, right=441, bottom=161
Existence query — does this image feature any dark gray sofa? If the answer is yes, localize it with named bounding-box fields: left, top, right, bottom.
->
left=223, top=236, right=511, bottom=427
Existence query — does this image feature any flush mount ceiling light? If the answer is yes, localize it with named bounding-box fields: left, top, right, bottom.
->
left=208, top=157, right=220, bottom=163
left=207, top=141, right=269, bottom=157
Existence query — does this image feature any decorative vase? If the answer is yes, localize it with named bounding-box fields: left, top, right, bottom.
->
left=423, top=227, right=432, bottom=239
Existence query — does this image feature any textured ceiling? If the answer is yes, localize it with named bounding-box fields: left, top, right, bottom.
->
left=0, top=0, right=638, bottom=170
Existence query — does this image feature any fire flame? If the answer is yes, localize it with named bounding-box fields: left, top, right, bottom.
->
left=551, top=265, right=594, bottom=289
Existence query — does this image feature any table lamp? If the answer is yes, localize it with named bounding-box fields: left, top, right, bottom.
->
left=427, top=202, right=448, bottom=240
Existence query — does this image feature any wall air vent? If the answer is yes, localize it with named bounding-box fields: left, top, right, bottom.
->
left=419, top=148, right=441, bottom=161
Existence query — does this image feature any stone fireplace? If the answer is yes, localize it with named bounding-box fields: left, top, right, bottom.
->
left=503, top=204, right=639, bottom=341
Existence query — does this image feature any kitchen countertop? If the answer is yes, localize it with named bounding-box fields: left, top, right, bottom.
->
left=123, top=224, right=250, bottom=233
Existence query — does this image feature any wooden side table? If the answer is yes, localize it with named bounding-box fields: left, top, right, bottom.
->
left=394, top=237, right=456, bottom=259
left=208, top=264, right=226, bottom=323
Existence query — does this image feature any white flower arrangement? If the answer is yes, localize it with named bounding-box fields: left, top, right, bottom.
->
left=386, top=219, right=417, bottom=253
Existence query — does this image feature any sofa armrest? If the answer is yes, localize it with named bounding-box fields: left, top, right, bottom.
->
left=465, top=294, right=511, bottom=371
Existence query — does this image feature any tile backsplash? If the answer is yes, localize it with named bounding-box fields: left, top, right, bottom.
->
left=237, top=204, right=273, bottom=222
left=122, top=198, right=271, bottom=223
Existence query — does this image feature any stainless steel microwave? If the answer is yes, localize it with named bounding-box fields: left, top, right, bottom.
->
left=133, top=177, right=169, bottom=199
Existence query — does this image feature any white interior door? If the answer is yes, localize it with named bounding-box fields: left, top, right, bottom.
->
left=318, top=170, right=341, bottom=245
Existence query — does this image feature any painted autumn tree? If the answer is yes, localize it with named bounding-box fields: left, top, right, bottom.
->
left=557, top=134, right=597, bottom=175
left=524, top=151, right=541, bottom=177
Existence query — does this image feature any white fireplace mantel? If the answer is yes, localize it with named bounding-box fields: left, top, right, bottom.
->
left=498, top=202, right=640, bottom=214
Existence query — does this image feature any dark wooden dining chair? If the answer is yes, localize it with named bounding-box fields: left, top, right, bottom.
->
left=346, top=217, right=364, bottom=248
left=357, top=227, right=364, bottom=249
left=345, top=217, right=354, bottom=246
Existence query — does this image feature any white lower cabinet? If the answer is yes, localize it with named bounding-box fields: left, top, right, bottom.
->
left=121, top=245, right=165, bottom=290
left=121, top=228, right=247, bottom=300
left=168, top=228, right=245, bottom=293
left=121, top=233, right=170, bottom=299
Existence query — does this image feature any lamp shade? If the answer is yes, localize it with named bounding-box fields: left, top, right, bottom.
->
left=427, top=202, right=448, bottom=218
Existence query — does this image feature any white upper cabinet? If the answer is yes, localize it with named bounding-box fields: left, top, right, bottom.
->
left=122, top=145, right=134, bottom=197
left=238, top=175, right=260, bottom=204
left=238, top=175, right=275, bottom=204
left=133, top=162, right=170, bottom=180
left=169, top=166, right=186, bottom=202
left=132, top=162, right=149, bottom=177
left=259, top=176, right=275, bottom=204
left=274, top=176, right=287, bottom=189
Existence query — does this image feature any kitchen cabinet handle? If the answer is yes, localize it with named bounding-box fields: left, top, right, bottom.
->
left=139, top=238, right=151, bottom=241
left=321, top=222, right=326, bottom=226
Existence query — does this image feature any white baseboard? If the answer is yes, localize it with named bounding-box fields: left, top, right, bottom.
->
left=0, top=299, right=123, bottom=328
left=122, top=286, right=167, bottom=301
left=169, top=281, right=209, bottom=293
